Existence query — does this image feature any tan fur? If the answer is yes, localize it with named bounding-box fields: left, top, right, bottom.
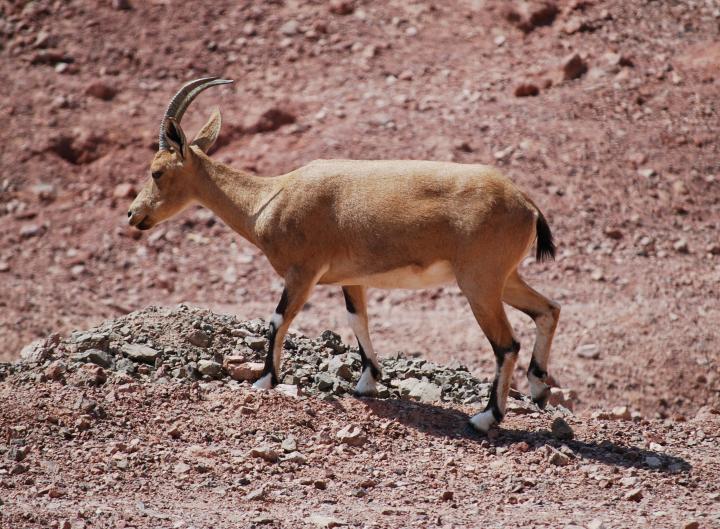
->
left=128, top=108, right=560, bottom=432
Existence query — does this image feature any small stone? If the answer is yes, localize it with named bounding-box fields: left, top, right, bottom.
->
left=20, top=224, right=44, bottom=239
left=587, top=520, right=605, bottom=529
left=673, top=239, right=689, bottom=254
left=308, top=514, right=345, bottom=528
left=226, top=362, right=264, bottom=382
left=121, top=343, right=159, bottom=363
left=315, top=372, right=336, bottom=392
left=85, top=81, right=117, bottom=101
left=276, top=384, right=300, bottom=398
left=329, top=0, right=354, bottom=15
left=548, top=387, right=576, bottom=411
left=683, top=522, right=699, bottom=529
left=44, top=360, right=67, bottom=381
left=637, top=167, right=657, bottom=178
left=550, top=417, right=574, bottom=440
left=281, top=451, right=307, bottom=464
left=250, top=445, right=280, bottom=463
left=112, top=0, right=132, bottom=9
left=624, top=487, right=643, bottom=502
left=197, top=360, right=222, bottom=378
left=548, top=449, right=571, bottom=466
left=611, top=406, right=632, bottom=420
left=336, top=425, right=367, bottom=447
left=327, top=356, right=353, bottom=382
left=562, top=53, right=588, bottom=81
left=73, top=364, right=107, bottom=386
left=0, top=261, right=8, bottom=272
left=281, top=437, right=297, bottom=452
left=604, top=227, right=623, bottom=240
left=173, top=462, right=191, bottom=474
left=245, top=335, right=267, bottom=351
left=73, top=349, right=113, bottom=368
left=514, top=83, right=540, bottom=97
left=245, top=485, right=267, bottom=501
left=10, top=463, right=28, bottom=475
left=279, top=20, right=299, bottom=36
left=576, top=343, right=600, bottom=359
left=187, top=329, right=211, bottom=348
left=314, top=479, right=328, bottom=490
left=441, top=490, right=454, bottom=501
left=113, top=183, right=135, bottom=199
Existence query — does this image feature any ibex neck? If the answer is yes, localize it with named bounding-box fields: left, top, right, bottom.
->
left=192, top=149, right=273, bottom=246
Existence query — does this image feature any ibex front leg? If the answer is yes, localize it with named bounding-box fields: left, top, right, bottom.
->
left=253, top=268, right=320, bottom=389
left=342, top=285, right=382, bottom=397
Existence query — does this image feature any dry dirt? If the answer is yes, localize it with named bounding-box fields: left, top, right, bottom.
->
left=1, top=0, right=720, bottom=527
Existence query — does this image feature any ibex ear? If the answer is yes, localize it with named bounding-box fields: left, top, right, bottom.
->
left=163, top=117, right=188, bottom=159
left=191, top=107, right=223, bottom=154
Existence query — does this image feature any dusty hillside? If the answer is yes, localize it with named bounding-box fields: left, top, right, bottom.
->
left=1, top=0, right=719, bottom=526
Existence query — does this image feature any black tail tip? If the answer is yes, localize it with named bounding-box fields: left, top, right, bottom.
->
left=536, top=213, right=556, bottom=262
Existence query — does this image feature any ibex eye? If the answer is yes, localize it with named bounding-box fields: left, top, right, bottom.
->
left=151, top=171, right=163, bottom=180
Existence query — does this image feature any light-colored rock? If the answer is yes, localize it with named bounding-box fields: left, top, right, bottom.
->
left=226, top=362, right=264, bottom=382
left=121, top=343, right=159, bottom=363
left=250, top=445, right=279, bottom=463
left=197, top=360, right=222, bottom=378
left=336, top=425, right=367, bottom=447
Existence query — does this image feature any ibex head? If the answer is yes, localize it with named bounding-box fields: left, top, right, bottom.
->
left=127, top=77, right=233, bottom=230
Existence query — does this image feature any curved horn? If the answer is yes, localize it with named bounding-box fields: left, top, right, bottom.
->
left=158, top=77, right=233, bottom=151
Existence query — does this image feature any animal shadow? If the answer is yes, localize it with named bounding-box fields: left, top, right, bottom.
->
left=361, top=397, right=691, bottom=473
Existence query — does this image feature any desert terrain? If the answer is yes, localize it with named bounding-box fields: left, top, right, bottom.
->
left=1, top=0, right=719, bottom=527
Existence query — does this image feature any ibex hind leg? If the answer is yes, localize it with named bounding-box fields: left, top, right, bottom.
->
left=502, top=270, right=560, bottom=409
left=456, top=273, right=519, bottom=433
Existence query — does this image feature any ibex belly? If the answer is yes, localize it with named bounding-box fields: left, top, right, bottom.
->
left=337, top=260, right=455, bottom=290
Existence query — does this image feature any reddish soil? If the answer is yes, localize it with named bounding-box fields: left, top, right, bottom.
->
left=1, top=0, right=719, bottom=527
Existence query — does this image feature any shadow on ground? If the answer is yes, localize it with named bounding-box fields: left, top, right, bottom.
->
left=362, top=397, right=692, bottom=473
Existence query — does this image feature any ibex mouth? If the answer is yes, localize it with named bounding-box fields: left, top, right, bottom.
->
left=136, top=217, right=152, bottom=230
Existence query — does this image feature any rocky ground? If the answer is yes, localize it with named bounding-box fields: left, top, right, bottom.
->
left=1, top=306, right=718, bottom=528
left=1, top=0, right=720, bottom=527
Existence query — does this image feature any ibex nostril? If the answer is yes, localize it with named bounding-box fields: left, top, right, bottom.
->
left=127, top=211, right=132, bottom=218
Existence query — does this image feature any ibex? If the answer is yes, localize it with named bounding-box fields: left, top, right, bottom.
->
left=128, top=77, right=561, bottom=433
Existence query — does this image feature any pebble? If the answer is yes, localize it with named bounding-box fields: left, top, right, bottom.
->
left=308, top=514, right=345, bottom=528
left=187, top=329, right=211, bottom=348
left=336, top=425, right=367, bottom=447
left=113, top=183, right=135, bottom=199
left=551, top=417, right=574, bottom=440
left=20, top=224, right=44, bottom=238
left=645, top=456, right=662, bottom=469
left=245, top=335, right=267, bottom=351
left=281, top=437, right=297, bottom=452
left=250, top=445, right=280, bottom=463
left=197, top=360, right=222, bottom=378
left=85, top=81, right=117, bottom=101
left=514, top=83, right=540, bottom=97
left=562, top=53, right=588, bottom=81
left=673, top=239, right=689, bottom=254
left=548, top=449, right=571, bottom=466
left=624, top=487, right=643, bottom=502
left=576, top=343, right=600, bottom=359
left=225, top=362, right=264, bottom=382
left=121, top=344, right=159, bottom=363
left=245, top=485, right=267, bottom=501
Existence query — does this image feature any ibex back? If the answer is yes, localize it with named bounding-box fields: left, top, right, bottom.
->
left=128, top=78, right=561, bottom=433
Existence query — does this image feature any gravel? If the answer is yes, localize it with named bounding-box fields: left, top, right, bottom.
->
left=0, top=306, right=574, bottom=419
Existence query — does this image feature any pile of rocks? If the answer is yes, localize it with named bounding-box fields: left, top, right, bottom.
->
left=2, top=305, right=563, bottom=412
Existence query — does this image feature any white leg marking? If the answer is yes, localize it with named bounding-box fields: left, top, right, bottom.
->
left=354, top=367, right=378, bottom=396
left=252, top=373, right=273, bottom=390
left=528, top=373, right=548, bottom=401
left=270, top=312, right=283, bottom=329
left=347, top=313, right=380, bottom=368
left=469, top=410, right=497, bottom=433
